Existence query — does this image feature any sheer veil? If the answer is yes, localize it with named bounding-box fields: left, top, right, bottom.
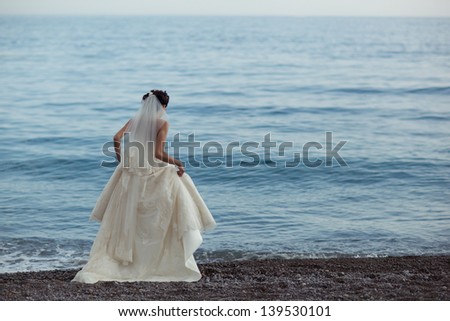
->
left=77, top=91, right=216, bottom=273
left=124, top=93, right=168, bottom=171
left=102, top=94, right=168, bottom=265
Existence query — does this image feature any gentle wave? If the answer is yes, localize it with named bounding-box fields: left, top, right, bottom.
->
left=1, top=16, right=450, bottom=272
left=2, top=236, right=449, bottom=273
left=265, top=85, right=450, bottom=96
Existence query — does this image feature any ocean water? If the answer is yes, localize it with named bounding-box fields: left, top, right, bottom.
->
left=1, top=16, right=449, bottom=273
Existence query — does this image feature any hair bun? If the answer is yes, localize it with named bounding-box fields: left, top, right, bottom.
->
left=150, top=89, right=170, bottom=107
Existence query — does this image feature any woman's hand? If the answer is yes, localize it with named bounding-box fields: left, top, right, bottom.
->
left=177, top=166, right=185, bottom=177
left=175, top=161, right=185, bottom=177
left=156, top=123, right=185, bottom=177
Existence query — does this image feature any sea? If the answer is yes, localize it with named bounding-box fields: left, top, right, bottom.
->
left=1, top=16, right=449, bottom=273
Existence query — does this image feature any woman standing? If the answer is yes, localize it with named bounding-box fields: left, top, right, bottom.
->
left=72, top=90, right=216, bottom=283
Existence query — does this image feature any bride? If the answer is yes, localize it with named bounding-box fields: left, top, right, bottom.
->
left=72, top=90, right=216, bottom=283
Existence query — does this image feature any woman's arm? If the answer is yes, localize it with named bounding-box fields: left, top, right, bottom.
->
left=113, top=119, right=131, bottom=163
left=155, top=122, right=185, bottom=177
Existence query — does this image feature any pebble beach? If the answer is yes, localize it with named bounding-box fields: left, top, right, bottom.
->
left=1, top=256, right=449, bottom=301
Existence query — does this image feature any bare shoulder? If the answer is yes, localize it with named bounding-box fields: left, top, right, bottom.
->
left=159, top=120, right=169, bottom=131
left=114, top=118, right=132, bottom=140
left=157, top=120, right=169, bottom=138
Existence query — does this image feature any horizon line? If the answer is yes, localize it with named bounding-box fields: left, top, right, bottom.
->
left=1, top=13, right=450, bottom=18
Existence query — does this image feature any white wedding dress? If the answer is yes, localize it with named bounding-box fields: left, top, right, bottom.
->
left=72, top=94, right=216, bottom=284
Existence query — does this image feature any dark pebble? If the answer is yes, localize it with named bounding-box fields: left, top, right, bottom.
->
left=1, top=255, right=449, bottom=301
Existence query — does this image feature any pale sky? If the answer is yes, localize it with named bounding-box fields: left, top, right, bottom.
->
left=1, top=0, right=450, bottom=17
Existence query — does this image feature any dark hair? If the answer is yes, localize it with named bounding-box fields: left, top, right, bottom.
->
left=142, top=89, right=170, bottom=107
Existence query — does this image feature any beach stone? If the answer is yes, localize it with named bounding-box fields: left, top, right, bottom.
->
left=1, top=256, right=449, bottom=300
